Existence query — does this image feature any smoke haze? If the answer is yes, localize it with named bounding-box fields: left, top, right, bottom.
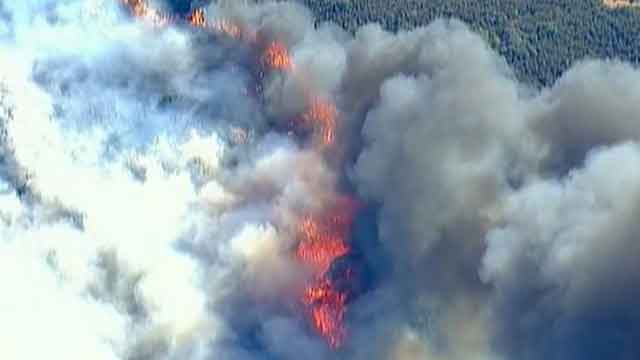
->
left=2, top=1, right=640, bottom=359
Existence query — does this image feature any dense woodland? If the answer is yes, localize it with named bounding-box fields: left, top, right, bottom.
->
left=298, top=0, right=640, bottom=87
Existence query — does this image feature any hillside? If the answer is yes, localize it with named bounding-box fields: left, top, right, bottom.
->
left=299, top=0, right=640, bottom=87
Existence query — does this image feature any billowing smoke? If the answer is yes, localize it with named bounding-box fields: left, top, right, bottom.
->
left=349, top=23, right=640, bottom=360
left=2, top=1, right=640, bottom=359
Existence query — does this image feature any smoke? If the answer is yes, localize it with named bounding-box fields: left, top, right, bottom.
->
left=481, top=143, right=640, bottom=360
left=2, top=1, right=640, bottom=359
left=349, top=19, right=640, bottom=360
left=0, top=1, right=330, bottom=359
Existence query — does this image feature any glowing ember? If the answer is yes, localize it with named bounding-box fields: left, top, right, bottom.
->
left=296, top=196, right=359, bottom=347
left=187, top=8, right=250, bottom=41
left=187, top=8, right=206, bottom=28
left=262, top=41, right=295, bottom=71
left=123, top=0, right=250, bottom=41
left=301, top=98, right=338, bottom=146
left=120, top=0, right=173, bottom=26
left=211, top=19, right=247, bottom=40
left=297, top=217, right=350, bottom=274
left=302, top=278, right=348, bottom=348
left=296, top=197, right=358, bottom=273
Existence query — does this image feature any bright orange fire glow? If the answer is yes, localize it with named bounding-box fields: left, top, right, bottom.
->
left=296, top=197, right=358, bottom=273
left=120, top=0, right=174, bottom=26
left=120, top=1, right=246, bottom=40
left=296, top=196, right=359, bottom=348
left=187, top=8, right=206, bottom=28
left=187, top=8, right=247, bottom=40
left=210, top=19, right=246, bottom=40
left=297, top=217, right=350, bottom=274
left=262, top=41, right=295, bottom=71
left=302, top=278, right=348, bottom=348
left=119, top=0, right=357, bottom=348
left=302, top=98, right=338, bottom=147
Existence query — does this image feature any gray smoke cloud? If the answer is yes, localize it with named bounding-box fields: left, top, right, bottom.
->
left=481, top=142, right=640, bottom=360
left=348, top=18, right=640, bottom=360
left=530, top=61, right=640, bottom=174
left=2, top=1, right=640, bottom=359
left=0, top=1, right=332, bottom=359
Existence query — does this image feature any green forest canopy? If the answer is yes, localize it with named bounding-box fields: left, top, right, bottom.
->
left=299, top=0, right=640, bottom=87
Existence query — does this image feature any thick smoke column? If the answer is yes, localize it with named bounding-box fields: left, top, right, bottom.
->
left=3, top=1, right=640, bottom=359
left=349, top=26, right=640, bottom=360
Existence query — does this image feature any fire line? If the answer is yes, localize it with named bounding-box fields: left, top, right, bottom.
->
left=119, top=0, right=357, bottom=348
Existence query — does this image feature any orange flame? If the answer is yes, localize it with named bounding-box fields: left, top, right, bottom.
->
left=296, top=197, right=357, bottom=273
left=118, top=0, right=357, bottom=348
left=259, top=40, right=340, bottom=147
left=301, top=98, right=338, bottom=147
left=297, top=217, right=350, bottom=274
left=296, top=196, right=359, bottom=348
left=262, top=41, right=295, bottom=71
left=187, top=8, right=246, bottom=40
left=210, top=19, right=245, bottom=40
left=121, top=1, right=245, bottom=40
left=187, top=8, right=206, bottom=28
left=120, top=0, right=174, bottom=26
left=302, top=278, right=348, bottom=348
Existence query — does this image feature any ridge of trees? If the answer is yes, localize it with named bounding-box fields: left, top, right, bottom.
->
left=299, top=0, right=640, bottom=87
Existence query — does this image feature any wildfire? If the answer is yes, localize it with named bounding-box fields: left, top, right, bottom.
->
left=120, top=1, right=245, bottom=40
left=119, top=0, right=358, bottom=349
left=262, top=41, right=295, bottom=71
left=187, top=8, right=248, bottom=40
left=210, top=19, right=246, bottom=40
left=120, top=0, right=174, bottom=26
left=187, top=7, right=206, bottom=28
left=297, top=216, right=350, bottom=274
left=301, top=97, right=338, bottom=147
left=296, top=197, right=357, bottom=273
left=302, top=278, right=348, bottom=348
left=296, top=196, right=359, bottom=348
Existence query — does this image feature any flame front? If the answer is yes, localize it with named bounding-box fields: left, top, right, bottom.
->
left=302, top=98, right=338, bottom=147
left=120, top=0, right=174, bottom=26
left=187, top=8, right=206, bottom=28
left=302, top=278, right=348, bottom=348
left=187, top=8, right=247, bottom=40
left=296, top=197, right=358, bottom=274
left=262, top=41, right=295, bottom=71
left=210, top=19, right=246, bottom=40
left=296, top=196, right=359, bottom=348
left=297, top=216, right=350, bottom=274
left=119, top=0, right=357, bottom=349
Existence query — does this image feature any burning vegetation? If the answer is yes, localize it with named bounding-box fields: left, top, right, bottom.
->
left=297, top=196, right=360, bottom=348
left=301, top=97, right=338, bottom=147
left=302, top=278, right=348, bottom=348
left=261, top=41, right=296, bottom=71
left=120, top=0, right=359, bottom=349
left=120, top=0, right=174, bottom=26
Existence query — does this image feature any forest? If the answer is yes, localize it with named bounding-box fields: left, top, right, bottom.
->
left=299, top=0, right=640, bottom=87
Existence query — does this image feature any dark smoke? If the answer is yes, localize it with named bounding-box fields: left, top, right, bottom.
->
left=348, top=20, right=640, bottom=360
left=2, top=1, right=640, bottom=359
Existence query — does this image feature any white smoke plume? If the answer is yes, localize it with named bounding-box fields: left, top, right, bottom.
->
left=1, top=1, right=333, bottom=359
left=2, top=1, right=640, bottom=359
